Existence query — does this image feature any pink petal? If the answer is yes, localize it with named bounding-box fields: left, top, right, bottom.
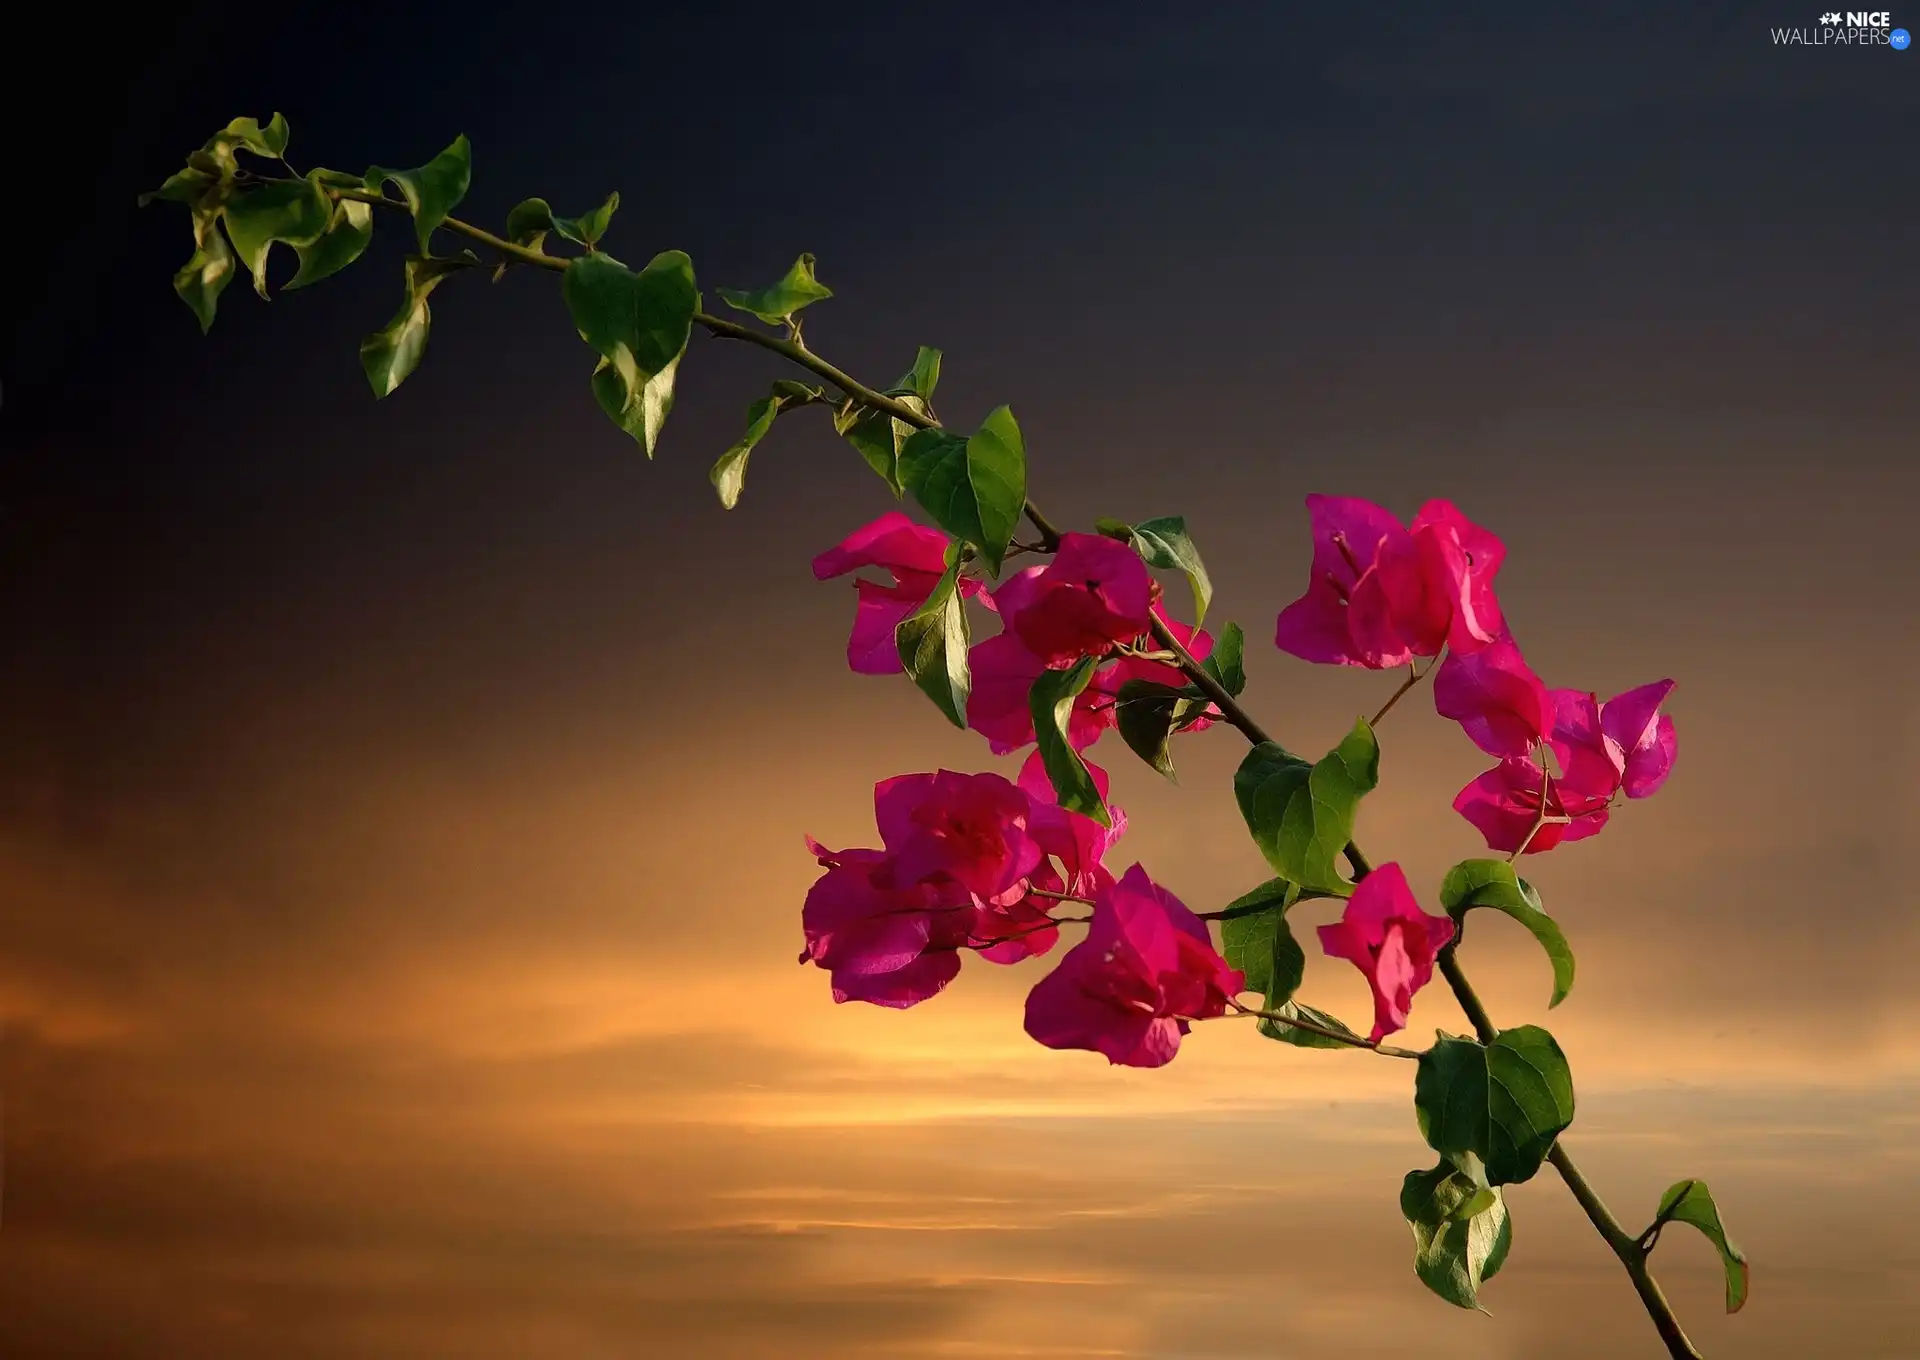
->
left=1433, top=639, right=1552, bottom=759
left=813, top=512, right=950, bottom=581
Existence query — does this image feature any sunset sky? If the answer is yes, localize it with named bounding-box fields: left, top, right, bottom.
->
left=2, top=4, right=1916, bottom=1356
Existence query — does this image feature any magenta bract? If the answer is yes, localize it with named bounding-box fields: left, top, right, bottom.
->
left=1315, top=863, right=1456, bottom=1043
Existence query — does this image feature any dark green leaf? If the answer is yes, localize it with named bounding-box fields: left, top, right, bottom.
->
left=966, top=406, right=1026, bottom=575
left=287, top=191, right=374, bottom=290
left=1219, top=903, right=1305, bottom=1006
left=836, top=392, right=928, bottom=497
left=1201, top=621, right=1246, bottom=696
left=222, top=179, right=333, bottom=296
left=716, top=252, right=832, bottom=325
left=1439, top=859, right=1576, bottom=1008
left=1114, top=679, right=1212, bottom=781
left=366, top=135, right=472, bottom=254
left=1415, top=1026, right=1576, bottom=1186
left=1217, top=882, right=1293, bottom=996
left=1093, top=517, right=1132, bottom=540
left=1401, top=1160, right=1512, bottom=1311
left=358, top=253, right=479, bottom=398
left=1232, top=719, right=1378, bottom=895
left=895, top=550, right=971, bottom=728
left=710, top=382, right=822, bottom=509
left=171, top=209, right=235, bottom=333
left=1650, top=1180, right=1748, bottom=1313
left=899, top=427, right=978, bottom=538
left=505, top=198, right=554, bottom=251
left=1029, top=657, right=1108, bottom=824
left=138, top=167, right=217, bottom=208
left=1129, top=515, right=1212, bottom=626
left=1213, top=879, right=1356, bottom=1045
left=561, top=250, right=699, bottom=456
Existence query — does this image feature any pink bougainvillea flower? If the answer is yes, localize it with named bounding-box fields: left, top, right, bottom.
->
left=1600, top=679, right=1678, bottom=798
left=1017, top=753, right=1126, bottom=899
left=966, top=631, right=1115, bottom=753
left=1409, top=499, right=1507, bottom=656
left=970, top=878, right=1062, bottom=963
left=1274, top=495, right=1507, bottom=669
left=799, top=841, right=974, bottom=1007
left=813, top=512, right=992, bottom=675
left=999, top=532, right=1156, bottom=666
left=1315, top=862, right=1456, bottom=1043
left=874, top=770, right=1044, bottom=901
left=1023, top=864, right=1243, bottom=1068
left=1453, top=756, right=1614, bottom=856
left=1433, top=637, right=1553, bottom=760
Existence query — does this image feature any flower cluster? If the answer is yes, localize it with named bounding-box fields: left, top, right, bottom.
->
left=817, top=518, right=1219, bottom=789
left=803, top=491, right=1682, bottom=1062
left=801, top=766, right=1244, bottom=1064
left=1272, top=495, right=1678, bottom=855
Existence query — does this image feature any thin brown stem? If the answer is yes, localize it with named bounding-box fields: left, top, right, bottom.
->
left=1227, top=1001, right=1421, bottom=1059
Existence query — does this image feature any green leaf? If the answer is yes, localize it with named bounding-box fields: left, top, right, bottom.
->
left=561, top=250, right=699, bottom=456
left=895, top=549, right=971, bottom=728
left=1261, top=1000, right=1365, bottom=1048
left=901, top=346, right=942, bottom=401
left=1114, top=679, right=1213, bottom=781
left=1201, top=621, right=1246, bottom=696
left=505, top=198, right=555, bottom=251
left=138, top=166, right=217, bottom=208
left=965, top=406, right=1027, bottom=574
left=358, top=253, right=479, bottom=398
left=716, top=252, right=833, bottom=325
left=554, top=191, right=618, bottom=248
left=1439, top=859, right=1576, bottom=1008
left=219, top=113, right=290, bottom=159
left=1232, top=719, right=1378, bottom=895
left=1128, top=515, right=1213, bottom=626
left=221, top=179, right=333, bottom=297
left=506, top=193, right=619, bottom=251
left=1650, top=1180, right=1748, bottom=1313
left=836, top=394, right=926, bottom=497
left=287, top=190, right=374, bottom=290
left=1213, top=879, right=1356, bottom=1046
left=709, top=382, right=822, bottom=509
left=1029, top=657, right=1108, bottom=824
left=1216, top=881, right=1295, bottom=996
left=898, top=406, right=1027, bottom=575
left=171, top=209, right=235, bottom=333
left=1401, top=1161, right=1513, bottom=1311
left=366, top=135, right=472, bottom=254
left=1415, top=1026, right=1576, bottom=1186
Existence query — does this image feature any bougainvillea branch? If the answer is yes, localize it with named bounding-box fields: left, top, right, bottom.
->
left=142, top=116, right=1746, bottom=1359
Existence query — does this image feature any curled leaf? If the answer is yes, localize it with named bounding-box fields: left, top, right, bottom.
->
left=366, top=135, right=473, bottom=253
left=717, top=252, right=832, bottom=325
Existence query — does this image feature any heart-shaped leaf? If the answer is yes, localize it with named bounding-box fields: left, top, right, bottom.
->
left=1415, top=1026, right=1576, bottom=1186
left=561, top=250, right=699, bottom=455
left=366, top=135, right=472, bottom=254
left=1233, top=719, right=1377, bottom=895
left=1401, top=1160, right=1512, bottom=1311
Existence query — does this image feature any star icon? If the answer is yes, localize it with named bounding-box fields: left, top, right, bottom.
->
left=1820, top=11, right=1841, bottom=22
